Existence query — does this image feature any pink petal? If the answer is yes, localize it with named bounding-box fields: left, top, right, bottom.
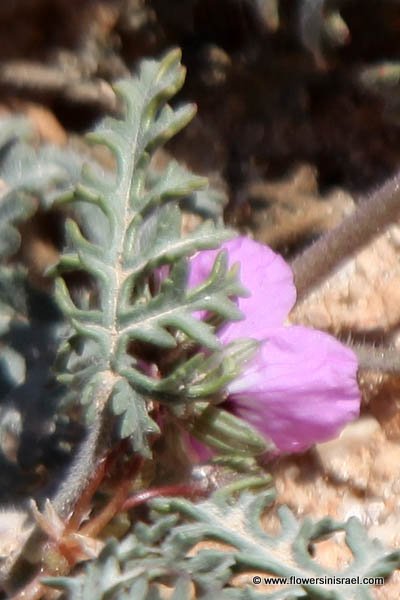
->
left=227, top=326, right=360, bottom=453
left=189, top=236, right=296, bottom=339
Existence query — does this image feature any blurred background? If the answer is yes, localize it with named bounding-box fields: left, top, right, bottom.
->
left=1, top=0, right=400, bottom=257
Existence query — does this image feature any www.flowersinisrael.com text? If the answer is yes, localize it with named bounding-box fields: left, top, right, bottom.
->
left=252, top=575, right=384, bottom=586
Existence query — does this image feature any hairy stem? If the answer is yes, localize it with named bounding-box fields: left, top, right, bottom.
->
left=351, top=343, right=400, bottom=373
left=64, top=450, right=111, bottom=534
left=52, top=374, right=117, bottom=518
left=291, top=172, right=400, bottom=301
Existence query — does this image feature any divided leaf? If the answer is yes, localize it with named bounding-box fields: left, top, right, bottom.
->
left=45, top=482, right=400, bottom=599
left=0, top=116, right=83, bottom=260
left=54, top=49, right=248, bottom=453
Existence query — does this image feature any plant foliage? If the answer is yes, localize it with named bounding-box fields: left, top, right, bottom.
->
left=0, top=116, right=80, bottom=259
left=46, top=481, right=400, bottom=599
left=0, top=116, right=76, bottom=501
left=53, top=49, right=253, bottom=455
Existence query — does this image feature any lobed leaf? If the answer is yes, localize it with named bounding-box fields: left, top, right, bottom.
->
left=45, top=482, right=400, bottom=599
left=54, top=50, right=249, bottom=453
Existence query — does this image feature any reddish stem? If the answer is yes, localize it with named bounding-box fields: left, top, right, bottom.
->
left=79, top=455, right=142, bottom=537
left=121, top=482, right=207, bottom=511
left=65, top=440, right=129, bottom=533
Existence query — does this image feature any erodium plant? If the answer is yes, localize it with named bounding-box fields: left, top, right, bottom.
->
left=52, top=49, right=265, bottom=467
left=1, top=49, right=400, bottom=599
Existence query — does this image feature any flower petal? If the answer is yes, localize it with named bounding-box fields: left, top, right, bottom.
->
left=189, top=236, right=296, bottom=339
left=227, top=326, right=360, bottom=453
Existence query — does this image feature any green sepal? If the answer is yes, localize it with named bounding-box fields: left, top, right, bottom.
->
left=188, top=402, right=269, bottom=457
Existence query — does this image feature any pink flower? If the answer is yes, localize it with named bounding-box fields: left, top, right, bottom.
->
left=189, top=237, right=360, bottom=453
